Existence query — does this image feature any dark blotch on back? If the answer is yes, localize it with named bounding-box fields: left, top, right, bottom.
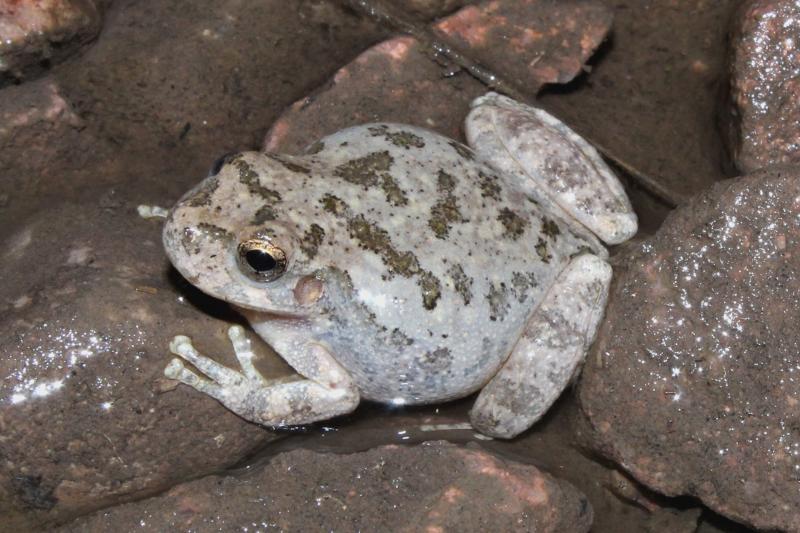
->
left=300, top=224, right=326, bottom=260
left=418, top=272, right=442, bottom=311
left=187, top=176, right=219, bottom=207
left=421, top=347, right=454, bottom=372
left=253, top=205, right=278, bottom=224
left=387, top=131, right=425, bottom=149
left=479, top=171, right=502, bottom=200
left=197, top=223, right=231, bottom=242
left=390, top=328, right=414, bottom=347
left=367, top=125, right=426, bottom=150
left=233, top=157, right=282, bottom=203
left=541, top=217, right=560, bottom=240
left=333, top=151, right=407, bottom=206
left=497, top=208, right=528, bottom=240
left=320, top=193, right=348, bottom=216
left=429, top=170, right=465, bottom=239
left=448, top=263, right=473, bottom=305
left=486, top=282, right=510, bottom=322
left=334, top=151, right=393, bottom=187
left=536, top=237, right=552, bottom=263
left=510, top=271, right=538, bottom=303
left=181, top=223, right=231, bottom=255
left=345, top=214, right=441, bottom=310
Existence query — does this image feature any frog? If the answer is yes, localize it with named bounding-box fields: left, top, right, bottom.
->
left=162, top=92, right=637, bottom=439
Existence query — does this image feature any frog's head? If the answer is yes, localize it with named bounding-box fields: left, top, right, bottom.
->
left=163, top=151, right=325, bottom=317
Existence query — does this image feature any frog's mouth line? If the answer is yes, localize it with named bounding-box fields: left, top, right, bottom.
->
left=235, top=305, right=310, bottom=322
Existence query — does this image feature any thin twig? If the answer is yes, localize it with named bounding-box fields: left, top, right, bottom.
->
left=339, top=0, right=682, bottom=207
left=342, top=0, right=527, bottom=100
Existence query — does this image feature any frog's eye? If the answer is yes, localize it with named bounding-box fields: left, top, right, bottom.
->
left=236, top=239, right=287, bottom=282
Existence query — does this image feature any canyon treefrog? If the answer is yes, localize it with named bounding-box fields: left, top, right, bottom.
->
left=162, top=92, right=637, bottom=438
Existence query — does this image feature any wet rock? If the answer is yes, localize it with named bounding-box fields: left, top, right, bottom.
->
left=264, top=0, right=612, bottom=153
left=0, top=0, right=386, bottom=229
left=727, top=0, right=800, bottom=173
left=59, top=441, right=594, bottom=532
left=0, top=77, right=86, bottom=213
left=435, top=1, right=612, bottom=90
left=0, top=0, right=106, bottom=82
left=0, top=203, right=290, bottom=530
left=577, top=165, right=800, bottom=531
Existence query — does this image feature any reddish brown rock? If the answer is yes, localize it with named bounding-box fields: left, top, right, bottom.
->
left=0, top=0, right=106, bottom=81
left=0, top=203, right=289, bottom=530
left=264, top=0, right=612, bottom=153
left=435, top=0, right=612, bottom=89
left=577, top=165, right=800, bottom=531
left=728, top=0, right=800, bottom=173
left=58, top=442, right=593, bottom=532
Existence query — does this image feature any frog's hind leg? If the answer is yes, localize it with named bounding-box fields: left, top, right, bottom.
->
left=470, top=254, right=612, bottom=439
left=165, top=325, right=359, bottom=427
left=464, top=92, right=637, bottom=246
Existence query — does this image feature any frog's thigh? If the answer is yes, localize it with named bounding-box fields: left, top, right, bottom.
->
left=166, top=326, right=359, bottom=427
left=470, top=254, right=612, bottom=439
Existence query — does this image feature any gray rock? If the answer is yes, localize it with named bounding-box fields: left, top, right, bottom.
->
left=59, top=441, right=594, bottom=533
left=577, top=165, right=800, bottom=531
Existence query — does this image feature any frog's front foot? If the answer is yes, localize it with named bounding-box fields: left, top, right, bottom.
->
left=165, top=326, right=360, bottom=427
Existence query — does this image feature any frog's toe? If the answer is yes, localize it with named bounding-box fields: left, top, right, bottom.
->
left=164, top=357, right=186, bottom=380
left=168, top=334, right=244, bottom=386
left=169, top=335, right=192, bottom=353
left=164, top=356, right=226, bottom=398
left=227, top=326, right=267, bottom=383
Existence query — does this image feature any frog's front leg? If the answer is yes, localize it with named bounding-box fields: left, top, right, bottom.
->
left=470, top=254, right=611, bottom=439
left=165, top=326, right=359, bottom=427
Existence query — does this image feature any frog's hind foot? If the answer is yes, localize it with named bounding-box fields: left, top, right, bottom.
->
left=164, top=326, right=360, bottom=428
left=469, top=254, right=612, bottom=439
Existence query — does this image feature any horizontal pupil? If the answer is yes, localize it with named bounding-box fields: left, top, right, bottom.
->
left=246, top=249, right=276, bottom=272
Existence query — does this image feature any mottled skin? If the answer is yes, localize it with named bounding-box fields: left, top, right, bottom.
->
left=162, top=93, right=637, bottom=438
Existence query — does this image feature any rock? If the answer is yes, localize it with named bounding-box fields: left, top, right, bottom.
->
left=435, top=1, right=612, bottom=89
left=577, top=165, right=800, bottom=531
left=0, top=0, right=106, bottom=82
left=0, top=0, right=386, bottom=228
left=59, top=441, right=594, bottom=532
left=0, top=203, right=289, bottom=530
left=264, top=0, right=612, bottom=153
left=727, top=0, right=800, bottom=173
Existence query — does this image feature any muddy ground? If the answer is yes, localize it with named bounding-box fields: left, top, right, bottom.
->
left=0, top=0, right=757, bottom=531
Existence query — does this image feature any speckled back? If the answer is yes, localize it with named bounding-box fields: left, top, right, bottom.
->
left=165, top=122, right=607, bottom=403
left=273, top=124, right=603, bottom=402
